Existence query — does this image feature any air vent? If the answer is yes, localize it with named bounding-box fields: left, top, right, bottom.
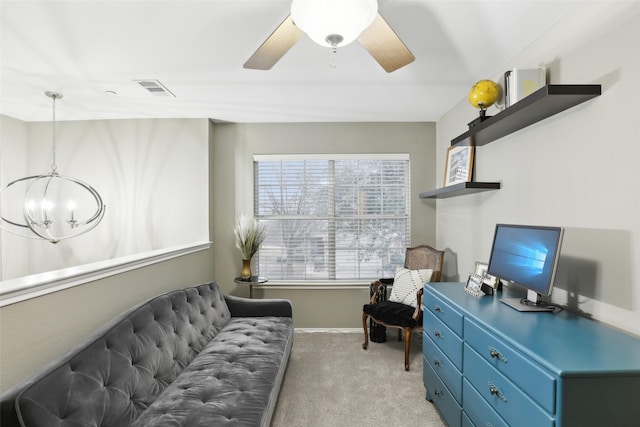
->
left=133, top=79, right=176, bottom=97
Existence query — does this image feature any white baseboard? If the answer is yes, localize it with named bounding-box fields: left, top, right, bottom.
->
left=294, top=328, right=361, bottom=333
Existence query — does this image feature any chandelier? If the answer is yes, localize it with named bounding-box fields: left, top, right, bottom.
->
left=0, top=91, right=106, bottom=244
left=291, top=0, right=378, bottom=49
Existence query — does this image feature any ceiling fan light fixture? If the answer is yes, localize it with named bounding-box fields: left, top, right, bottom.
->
left=291, top=0, right=377, bottom=48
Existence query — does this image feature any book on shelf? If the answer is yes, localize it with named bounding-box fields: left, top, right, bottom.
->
left=504, top=67, right=546, bottom=108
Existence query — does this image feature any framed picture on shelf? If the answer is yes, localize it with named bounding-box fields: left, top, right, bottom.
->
left=474, top=261, right=499, bottom=289
left=444, top=145, right=474, bottom=186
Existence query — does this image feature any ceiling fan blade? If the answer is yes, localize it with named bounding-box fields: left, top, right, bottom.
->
left=358, top=13, right=415, bottom=73
left=244, top=14, right=304, bottom=70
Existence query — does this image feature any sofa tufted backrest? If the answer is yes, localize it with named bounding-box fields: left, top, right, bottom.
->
left=14, top=282, right=231, bottom=427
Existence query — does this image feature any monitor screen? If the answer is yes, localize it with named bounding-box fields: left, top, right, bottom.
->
left=487, top=224, right=564, bottom=298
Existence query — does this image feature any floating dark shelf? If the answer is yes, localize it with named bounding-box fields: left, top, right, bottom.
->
left=419, top=182, right=501, bottom=199
left=451, top=84, right=601, bottom=147
left=420, top=84, right=600, bottom=199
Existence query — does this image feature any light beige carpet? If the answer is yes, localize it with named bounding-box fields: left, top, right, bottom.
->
left=271, top=331, right=446, bottom=427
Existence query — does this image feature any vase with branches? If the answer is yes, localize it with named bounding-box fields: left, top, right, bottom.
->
left=234, top=214, right=266, bottom=280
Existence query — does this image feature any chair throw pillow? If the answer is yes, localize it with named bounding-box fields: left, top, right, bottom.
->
left=388, top=267, right=433, bottom=308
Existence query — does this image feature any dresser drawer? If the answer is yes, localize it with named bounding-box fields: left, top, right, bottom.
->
left=464, top=344, right=554, bottom=427
left=424, top=359, right=462, bottom=427
left=424, top=286, right=464, bottom=336
left=463, top=378, right=509, bottom=427
left=424, top=309, right=463, bottom=371
left=464, top=318, right=556, bottom=413
left=423, top=332, right=463, bottom=403
left=462, top=412, right=474, bottom=427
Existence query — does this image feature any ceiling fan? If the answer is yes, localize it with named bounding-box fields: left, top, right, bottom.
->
left=243, top=0, right=415, bottom=73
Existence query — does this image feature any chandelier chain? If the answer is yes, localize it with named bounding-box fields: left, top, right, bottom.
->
left=47, top=92, right=61, bottom=174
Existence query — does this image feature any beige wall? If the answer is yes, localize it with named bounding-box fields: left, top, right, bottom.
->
left=435, top=2, right=640, bottom=336
left=211, top=122, right=438, bottom=328
left=0, top=248, right=216, bottom=392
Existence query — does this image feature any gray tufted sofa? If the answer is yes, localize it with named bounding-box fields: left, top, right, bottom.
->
left=0, top=282, right=293, bottom=427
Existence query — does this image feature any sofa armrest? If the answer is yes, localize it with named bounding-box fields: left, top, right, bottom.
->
left=1, top=388, right=21, bottom=427
left=224, top=295, right=293, bottom=318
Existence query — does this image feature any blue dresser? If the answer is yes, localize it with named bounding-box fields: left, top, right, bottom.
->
left=422, top=282, right=640, bottom=427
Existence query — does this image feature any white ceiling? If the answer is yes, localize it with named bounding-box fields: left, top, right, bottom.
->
left=1, top=0, right=581, bottom=123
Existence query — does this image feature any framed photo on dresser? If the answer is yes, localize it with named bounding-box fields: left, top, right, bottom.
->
left=474, top=261, right=499, bottom=289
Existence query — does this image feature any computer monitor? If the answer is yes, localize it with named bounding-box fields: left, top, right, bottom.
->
left=487, top=224, right=564, bottom=312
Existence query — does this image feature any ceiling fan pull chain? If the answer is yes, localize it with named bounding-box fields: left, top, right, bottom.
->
left=329, top=47, right=338, bottom=69
left=326, top=34, right=342, bottom=69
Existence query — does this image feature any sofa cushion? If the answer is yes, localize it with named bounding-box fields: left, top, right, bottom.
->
left=15, top=283, right=231, bottom=427
left=130, top=316, right=294, bottom=427
left=363, top=301, right=421, bottom=328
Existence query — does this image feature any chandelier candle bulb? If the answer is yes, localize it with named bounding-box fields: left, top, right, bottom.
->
left=67, top=200, right=77, bottom=227
left=41, top=200, right=52, bottom=225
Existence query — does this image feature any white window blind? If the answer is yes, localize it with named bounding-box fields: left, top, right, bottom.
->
left=254, top=154, right=410, bottom=280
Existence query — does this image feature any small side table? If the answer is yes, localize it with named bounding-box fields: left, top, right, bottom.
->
left=234, top=276, right=268, bottom=298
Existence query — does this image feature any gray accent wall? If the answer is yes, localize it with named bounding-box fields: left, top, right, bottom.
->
left=211, top=122, right=438, bottom=328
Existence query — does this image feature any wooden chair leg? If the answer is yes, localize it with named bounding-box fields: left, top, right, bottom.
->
left=362, top=312, right=370, bottom=350
left=404, top=328, right=412, bottom=371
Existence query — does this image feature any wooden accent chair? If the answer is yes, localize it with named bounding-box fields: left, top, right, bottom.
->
left=362, top=245, right=444, bottom=371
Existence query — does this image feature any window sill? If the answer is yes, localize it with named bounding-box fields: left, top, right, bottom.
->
left=0, top=241, right=211, bottom=307
left=256, top=280, right=373, bottom=290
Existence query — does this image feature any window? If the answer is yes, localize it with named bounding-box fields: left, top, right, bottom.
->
left=254, top=154, right=410, bottom=281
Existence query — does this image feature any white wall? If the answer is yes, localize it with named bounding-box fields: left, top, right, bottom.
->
left=0, top=117, right=210, bottom=280
left=435, top=1, right=640, bottom=335
left=0, top=116, right=28, bottom=279
left=0, top=119, right=217, bottom=393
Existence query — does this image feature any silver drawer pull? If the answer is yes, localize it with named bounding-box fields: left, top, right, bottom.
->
left=434, top=305, right=443, bottom=313
left=488, top=346, right=508, bottom=363
left=434, top=390, right=443, bottom=399
left=434, top=330, right=442, bottom=338
left=433, top=358, right=441, bottom=367
left=488, top=382, right=507, bottom=402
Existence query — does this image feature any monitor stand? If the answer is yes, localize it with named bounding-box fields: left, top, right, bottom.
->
left=500, top=290, right=555, bottom=312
